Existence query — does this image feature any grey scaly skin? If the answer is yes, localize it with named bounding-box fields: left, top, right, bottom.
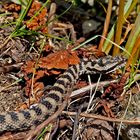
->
left=0, top=55, right=126, bottom=132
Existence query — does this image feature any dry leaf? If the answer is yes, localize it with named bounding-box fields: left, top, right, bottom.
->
left=25, top=1, right=48, bottom=32
left=39, top=50, right=80, bottom=69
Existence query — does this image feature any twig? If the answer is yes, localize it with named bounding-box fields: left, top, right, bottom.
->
left=70, top=79, right=118, bottom=98
left=98, top=0, right=112, bottom=50
left=62, top=111, right=140, bottom=125
left=72, top=106, right=82, bottom=140
left=0, top=62, right=23, bottom=73
left=49, top=119, right=59, bottom=140
left=48, top=3, right=56, bottom=34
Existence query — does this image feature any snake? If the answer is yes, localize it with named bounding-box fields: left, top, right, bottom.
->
left=0, top=55, right=126, bottom=132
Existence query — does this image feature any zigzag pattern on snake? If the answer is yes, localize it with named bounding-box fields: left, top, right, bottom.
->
left=0, top=55, right=126, bottom=132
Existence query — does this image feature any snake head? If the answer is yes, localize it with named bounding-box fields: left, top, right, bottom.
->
left=86, top=55, right=126, bottom=74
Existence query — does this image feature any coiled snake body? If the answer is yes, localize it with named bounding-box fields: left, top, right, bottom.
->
left=0, top=55, right=126, bottom=132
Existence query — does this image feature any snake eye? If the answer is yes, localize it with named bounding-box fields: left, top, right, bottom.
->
left=98, top=59, right=104, bottom=66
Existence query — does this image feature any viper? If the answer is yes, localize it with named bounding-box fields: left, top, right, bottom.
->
left=0, top=55, right=126, bottom=132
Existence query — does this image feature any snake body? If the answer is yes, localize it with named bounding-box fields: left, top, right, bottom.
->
left=0, top=55, right=126, bottom=132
